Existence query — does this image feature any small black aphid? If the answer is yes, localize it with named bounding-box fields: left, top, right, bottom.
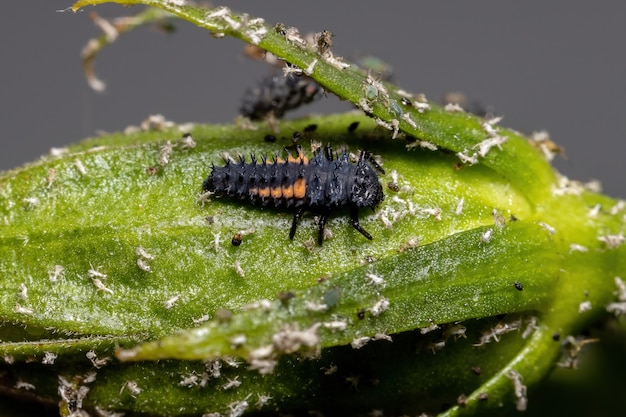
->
left=514, top=281, right=523, bottom=291
left=264, top=134, right=277, bottom=143
left=347, top=121, right=360, bottom=133
left=278, top=291, right=296, bottom=303
left=471, top=366, right=482, bottom=376
left=387, top=181, right=400, bottom=192
left=303, top=123, right=318, bottom=132
left=203, top=144, right=385, bottom=245
left=231, top=232, right=243, bottom=246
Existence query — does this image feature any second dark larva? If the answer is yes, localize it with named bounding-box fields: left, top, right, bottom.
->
left=203, top=145, right=385, bottom=245
left=240, top=75, right=324, bottom=120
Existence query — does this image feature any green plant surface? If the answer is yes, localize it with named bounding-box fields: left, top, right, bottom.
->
left=0, top=1, right=624, bottom=416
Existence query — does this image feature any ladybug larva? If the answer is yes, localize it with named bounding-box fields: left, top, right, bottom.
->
left=203, top=145, right=385, bottom=245
left=239, top=74, right=324, bottom=121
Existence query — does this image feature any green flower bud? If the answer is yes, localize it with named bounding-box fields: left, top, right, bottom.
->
left=0, top=2, right=623, bottom=416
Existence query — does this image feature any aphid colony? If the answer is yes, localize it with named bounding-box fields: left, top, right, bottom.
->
left=203, top=144, right=384, bottom=245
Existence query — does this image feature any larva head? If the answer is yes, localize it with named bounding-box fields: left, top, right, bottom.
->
left=203, top=174, right=215, bottom=193
left=203, top=165, right=219, bottom=192
left=350, top=156, right=384, bottom=209
left=203, top=162, right=229, bottom=194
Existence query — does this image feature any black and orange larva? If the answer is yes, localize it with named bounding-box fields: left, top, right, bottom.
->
left=203, top=145, right=385, bottom=245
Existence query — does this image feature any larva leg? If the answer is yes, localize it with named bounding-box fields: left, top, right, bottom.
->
left=289, top=207, right=305, bottom=240
left=349, top=206, right=373, bottom=240
left=317, top=211, right=329, bottom=245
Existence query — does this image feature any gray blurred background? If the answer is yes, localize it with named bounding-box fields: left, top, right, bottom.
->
left=2, top=1, right=625, bottom=198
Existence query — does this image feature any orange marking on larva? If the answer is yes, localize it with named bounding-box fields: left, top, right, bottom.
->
left=253, top=187, right=271, bottom=198
left=282, top=184, right=294, bottom=199
left=286, top=155, right=309, bottom=164
left=276, top=157, right=286, bottom=164
left=296, top=148, right=309, bottom=164
left=294, top=177, right=306, bottom=199
left=271, top=186, right=282, bottom=198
